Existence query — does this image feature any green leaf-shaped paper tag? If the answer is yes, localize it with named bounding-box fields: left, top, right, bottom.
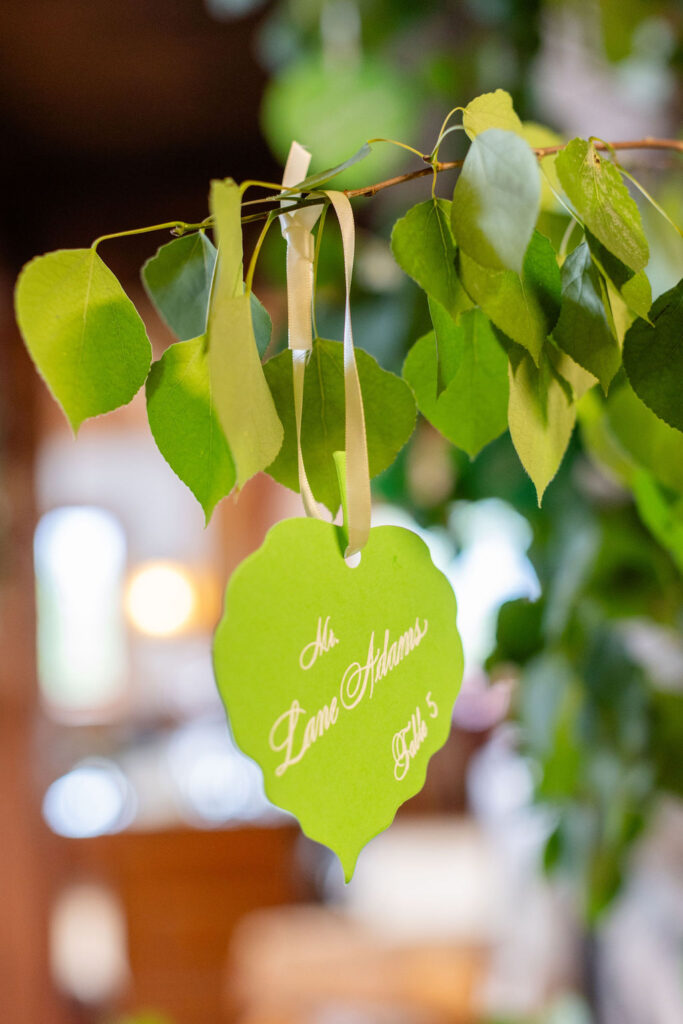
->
left=507, top=344, right=576, bottom=503
left=15, top=248, right=151, bottom=432
left=263, top=338, right=416, bottom=513
left=623, top=279, right=683, bottom=431
left=459, top=230, right=562, bottom=364
left=390, top=199, right=473, bottom=319
left=451, top=128, right=541, bottom=274
left=462, top=89, right=523, bottom=140
left=552, top=241, right=621, bottom=391
left=207, top=179, right=283, bottom=487
left=403, top=308, right=509, bottom=458
left=556, top=139, right=649, bottom=273
left=213, top=518, right=464, bottom=881
left=606, top=376, right=683, bottom=495
left=146, top=337, right=236, bottom=523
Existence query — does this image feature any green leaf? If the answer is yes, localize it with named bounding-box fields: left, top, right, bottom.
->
left=390, top=199, right=473, bottom=319
left=623, top=279, right=683, bottom=432
left=451, top=128, right=541, bottom=274
left=142, top=230, right=272, bottom=358
left=549, top=343, right=598, bottom=401
left=263, top=338, right=416, bottom=513
left=577, top=387, right=636, bottom=485
left=556, top=139, right=649, bottom=273
left=552, top=241, right=621, bottom=391
left=428, top=296, right=456, bottom=395
left=460, top=93, right=561, bottom=214
left=207, top=179, right=283, bottom=487
left=606, top=377, right=683, bottom=495
left=507, top=344, right=576, bottom=503
left=462, top=89, right=523, bottom=140
left=15, top=248, right=151, bottom=432
left=250, top=293, right=273, bottom=359
left=520, top=122, right=564, bottom=212
left=402, top=309, right=509, bottom=458
left=586, top=229, right=652, bottom=321
left=459, top=230, right=562, bottom=364
left=146, top=337, right=236, bottom=523
left=281, top=142, right=373, bottom=193
left=632, top=470, right=683, bottom=573
left=142, top=232, right=217, bottom=341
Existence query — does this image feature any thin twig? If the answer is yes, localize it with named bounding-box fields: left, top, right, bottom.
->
left=342, top=137, right=683, bottom=200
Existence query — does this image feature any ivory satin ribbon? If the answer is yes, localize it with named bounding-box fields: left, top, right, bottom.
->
left=279, top=142, right=371, bottom=558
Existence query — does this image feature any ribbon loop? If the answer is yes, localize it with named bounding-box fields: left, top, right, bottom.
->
left=279, top=144, right=371, bottom=557
left=280, top=142, right=327, bottom=520
left=280, top=142, right=323, bottom=352
left=324, top=190, right=371, bottom=558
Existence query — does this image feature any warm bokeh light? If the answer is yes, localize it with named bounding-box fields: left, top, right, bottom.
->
left=125, top=561, right=198, bottom=637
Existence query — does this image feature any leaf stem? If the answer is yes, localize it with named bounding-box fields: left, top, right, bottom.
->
left=311, top=202, right=330, bottom=339
left=91, top=220, right=207, bottom=249
left=245, top=211, right=276, bottom=294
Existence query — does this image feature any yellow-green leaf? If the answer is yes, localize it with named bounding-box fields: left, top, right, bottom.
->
left=459, top=230, right=561, bottom=365
left=15, top=248, right=151, bottom=432
left=462, top=89, right=523, bottom=140
left=146, top=337, right=236, bottom=524
left=507, top=344, right=576, bottom=503
left=207, top=179, right=283, bottom=487
left=556, top=139, right=649, bottom=273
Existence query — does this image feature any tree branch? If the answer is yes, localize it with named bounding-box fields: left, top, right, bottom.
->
left=342, top=137, right=683, bottom=199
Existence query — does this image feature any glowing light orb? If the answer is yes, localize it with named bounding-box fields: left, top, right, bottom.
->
left=125, top=561, right=197, bottom=637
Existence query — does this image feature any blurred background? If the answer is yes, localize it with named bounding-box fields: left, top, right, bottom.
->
left=0, top=2, right=681, bottom=1023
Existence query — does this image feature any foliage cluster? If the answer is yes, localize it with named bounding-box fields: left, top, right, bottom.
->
left=13, top=87, right=683, bottom=916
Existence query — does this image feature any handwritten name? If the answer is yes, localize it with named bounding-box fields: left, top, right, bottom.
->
left=269, top=697, right=339, bottom=777
left=269, top=616, right=429, bottom=777
left=340, top=618, right=429, bottom=711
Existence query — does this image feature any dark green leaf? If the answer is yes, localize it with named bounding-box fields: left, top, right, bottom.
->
left=142, top=230, right=272, bottom=356
left=487, top=597, right=545, bottom=669
left=390, top=199, right=473, bottom=319
left=15, top=248, right=151, bottom=432
left=264, top=338, right=416, bottom=513
left=553, top=241, right=621, bottom=391
left=451, top=128, right=541, bottom=274
left=146, top=337, right=236, bottom=523
left=652, top=691, right=683, bottom=797
left=556, top=139, right=649, bottom=273
left=632, top=470, right=683, bottom=573
left=623, top=279, right=683, bottom=431
left=402, top=308, right=509, bottom=458
left=606, top=376, right=683, bottom=495
left=142, top=232, right=217, bottom=341
left=250, top=293, right=273, bottom=359
left=586, top=229, right=652, bottom=321
left=459, top=230, right=562, bottom=364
